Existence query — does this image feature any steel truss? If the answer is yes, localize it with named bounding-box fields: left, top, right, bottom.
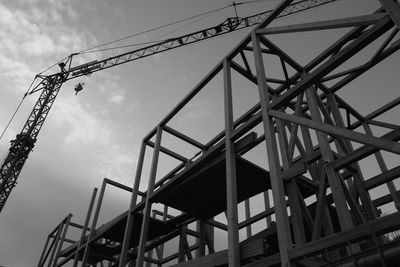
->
left=39, top=0, right=400, bottom=266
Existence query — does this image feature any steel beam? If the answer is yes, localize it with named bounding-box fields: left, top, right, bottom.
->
left=223, top=59, right=240, bottom=267
left=269, top=110, right=400, bottom=155
left=52, top=214, right=72, bottom=267
left=136, top=127, right=163, bottom=267
left=252, top=30, right=292, bottom=266
left=270, top=16, right=393, bottom=110
left=380, top=0, right=400, bottom=28
left=256, top=14, right=385, bottom=35
left=72, top=188, right=97, bottom=267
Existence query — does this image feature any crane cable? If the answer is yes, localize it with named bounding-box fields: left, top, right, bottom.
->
left=78, top=0, right=272, bottom=54
left=37, top=55, right=71, bottom=76
left=0, top=76, right=36, bottom=151
left=78, top=4, right=233, bottom=54
left=80, top=4, right=225, bottom=54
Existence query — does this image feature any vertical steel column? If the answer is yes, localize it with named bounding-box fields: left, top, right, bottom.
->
left=244, top=199, right=252, bottom=237
left=299, top=109, right=336, bottom=238
left=251, top=31, right=292, bottom=267
left=136, top=126, right=163, bottom=267
left=326, top=93, right=377, bottom=221
left=195, top=220, right=200, bottom=258
left=263, top=190, right=272, bottom=227
left=145, top=211, right=157, bottom=267
left=38, top=215, right=72, bottom=267
left=156, top=205, right=168, bottom=265
left=47, top=225, right=63, bottom=267
left=305, top=87, right=354, bottom=231
left=178, top=225, right=188, bottom=263
left=198, top=221, right=215, bottom=256
left=37, top=234, right=52, bottom=266
left=52, top=214, right=73, bottom=267
left=300, top=124, right=320, bottom=182
left=82, top=179, right=108, bottom=266
left=198, top=220, right=207, bottom=257
left=119, top=142, right=147, bottom=267
left=223, top=58, right=240, bottom=267
left=206, top=222, right=215, bottom=253
left=363, top=123, right=400, bottom=211
left=276, top=105, right=307, bottom=245
left=73, top=188, right=98, bottom=267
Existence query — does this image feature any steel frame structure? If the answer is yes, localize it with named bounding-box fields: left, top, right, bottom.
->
left=0, top=0, right=337, bottom=213
left=38, top=0, right=400, bottom=266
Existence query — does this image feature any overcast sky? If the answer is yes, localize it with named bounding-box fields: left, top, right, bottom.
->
left=0, top=0, right=399, bottom=266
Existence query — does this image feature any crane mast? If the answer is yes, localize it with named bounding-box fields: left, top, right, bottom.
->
left=0, top=73, right=67, bottom=212
left=0, top=0, right=337, bottom=213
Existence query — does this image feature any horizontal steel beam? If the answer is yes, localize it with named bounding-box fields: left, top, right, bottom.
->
left=269, top=110, right=400, bottom=155
left=332, top=128, right=400, bottom=170
left=256, top=14, right=385, bottom=35
left=147, top=141, right=188, bottom=163
left=289, top=213, right=400, bottom=260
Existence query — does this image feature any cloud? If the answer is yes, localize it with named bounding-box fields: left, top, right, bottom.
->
left=52, top=96, right=111, bottom=148
left=49, top=93, right=138, bottom=184
left=0, top=54, right=36, bottom=90
left=0, top=0, right=97, bottom=90
left=108, top=90, right=126, bottom=105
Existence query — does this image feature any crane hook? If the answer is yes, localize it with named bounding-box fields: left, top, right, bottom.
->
left=74, top=82, right=85, bottom=95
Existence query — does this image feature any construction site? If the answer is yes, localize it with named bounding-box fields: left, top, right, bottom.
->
left=1, top=0, right=400, bottom=266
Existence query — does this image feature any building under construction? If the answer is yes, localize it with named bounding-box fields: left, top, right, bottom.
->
left=28, top=0, right=400, bottom=266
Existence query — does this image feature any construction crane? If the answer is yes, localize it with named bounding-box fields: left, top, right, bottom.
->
left=0, top=0, right=337, bottom=213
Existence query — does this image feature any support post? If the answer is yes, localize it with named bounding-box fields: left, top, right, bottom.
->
left=82, top=179, right=108, bottom=266
left=136, top=126, right=163, bottom=267
left=326, top=93, right=377, bottom=222
left=145, top=212, right=158, bottom=267
left=178, top=226, right=188, bottom=263
left=119, top=141, right=147, bottom=267
left=47, top=225, right=63, bottom=267
left=364, top=123, right=400, bottom=211
left=223, top=58, right=240, bottom=267
left=52, top=214, right=72, bottom=267
left=38, top=235, right=52, bottom=267
left=276, top=108, right=306, bottom=246
left=244, top=199, right=252, bottom=237
left=304, top=87, right=354, bottom=232
left=198, top=220, right=207, bottom=257
left=73, top=188, right=98, bottom=267
left=263, top=190, right=272, bottom=227
left=251, top=31, right=292, bottom=267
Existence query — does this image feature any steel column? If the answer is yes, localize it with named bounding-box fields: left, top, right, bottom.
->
left=73, top=188, right=97, bottom=267
left=251, top=30, right=292, bottom=267
left=223, top=58, right=240, bottom=266
left=136, top=126, right=163, bottom=267
left=119, top=141, right=147, bottom=267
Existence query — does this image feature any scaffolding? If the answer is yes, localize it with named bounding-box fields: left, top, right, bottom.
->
left=38, top=0, right=400, bottom=266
